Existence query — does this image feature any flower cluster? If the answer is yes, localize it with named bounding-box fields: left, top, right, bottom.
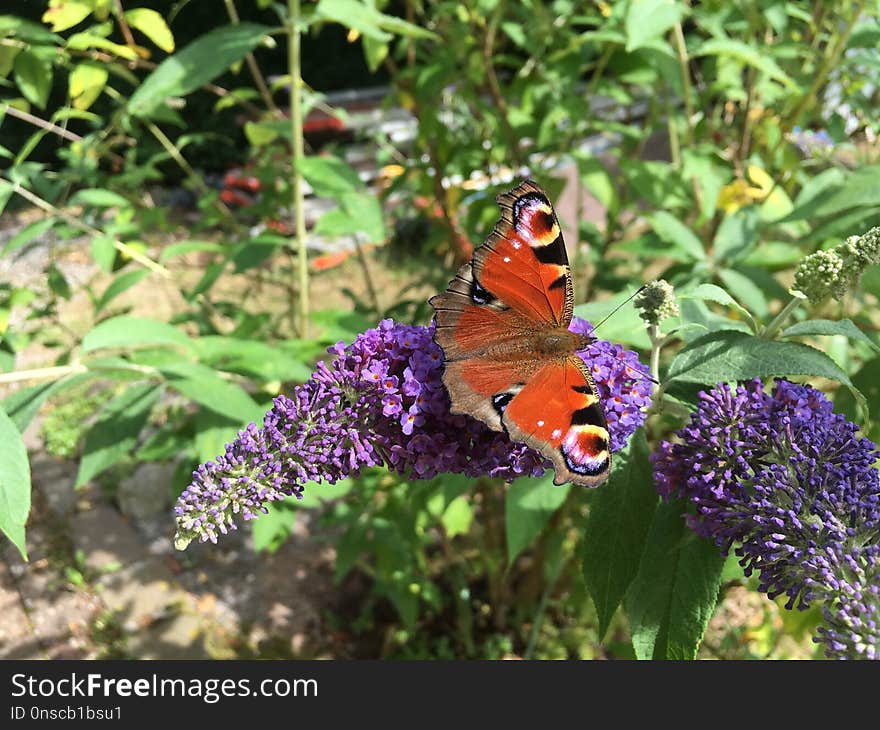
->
left=652, top=378, right=880, bottom=659
left=792, top=226, right=880, bottom=303
left=175, top=318, right=652, bottom=549
left=633, top=279, right=678, bottom=326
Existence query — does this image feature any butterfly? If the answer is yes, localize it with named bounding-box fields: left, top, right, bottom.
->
left=430, top=179, right=611, bottom=487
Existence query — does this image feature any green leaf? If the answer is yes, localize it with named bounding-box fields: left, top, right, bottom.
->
left=296, top=155, right=362, bottom=196
left=41, top=0, right=92, bottom=32
left=75, top=384, right=160, bottom=488
left=159, top=240, right=224, bottom=262
left=82, top=316, right=194, bottom=354
left=574, top=292, right=651, bottom=349
left=296, top=478, right=354, bottom=508
left=0, top=15, right=63, bottom=44
left=3, top=217, right=55, bottom=255
left=193, top=336, right=313, bottom=382
left=582, top=430, right=658, bottom=639
left=0, top=179, right=13, bottom=216
left=679, top=283, right=752, bottom=322
left=13, top=50, right=52, bottom=109
left=94, top=269, right=151, bottom=313
left=784, top=165, right=880, bottom=221
left=625, top=0, right=684, bottom=52
left=90, top=235, right=117, bottom=273
left=68, top=62, right=108, bottom=110
left=47, top=263, right=72, bottom=300
left=505, top=474, right=570, bottom=564
left=695, top=38, right=796, bottom=89
left=625, top=498, right=725, bottom=659
left=667, top=330, right=855, bottom=389
left=315, top=0, right=438, bottom=41
left=712, top=207, right=758, bottom=262
left=252, top=498, right=297, bottom=553
left=128, top=23, right=270, bottom=118
left=314, top=192, right=386, bottom=243
left=231, top=234, right=287, bottom=273
left=0, top=406, right=31, bottom=560
left=647, top=210, right=706, bottom=261
left=124, top=8, right=175, bottom=52
left=834, top=357, right=880, bottom=444
left=441, top=496, right=473, bottom=538
left=780, top=319, right=880, bottom=353
left=0, top=373, right=93, bottom=432
left=160, top=362, right=262, bottom=423
left=70, top=188, right=130, bottom=208
left=194, top=409, right=242, bottom=464
left=717, top=268, right=768, bottom=319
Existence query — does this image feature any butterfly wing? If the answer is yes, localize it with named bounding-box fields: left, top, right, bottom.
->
left=501, top=356, right=610, bottom=486
left=430, top=180, right=610, bottom=486
left=430, top=180, right=574, bottom=426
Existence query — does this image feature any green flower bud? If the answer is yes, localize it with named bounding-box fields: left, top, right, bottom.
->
left=792, top=249, right=844, bottom=303
left=634, top=279, right=678, bottom=325
left=793, top=226, right=880, bottom=304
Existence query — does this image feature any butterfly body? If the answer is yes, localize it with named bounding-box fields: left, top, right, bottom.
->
left=430, top=180, right=612, bottom=487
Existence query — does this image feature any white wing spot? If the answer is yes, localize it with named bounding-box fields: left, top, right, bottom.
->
left=503, top=256, right=511, bottom=263
left=551, top=428, right=562, bottom=439
left=512, top=241, right=521, bottom=249
left=537, top=420, right=545, bottom=427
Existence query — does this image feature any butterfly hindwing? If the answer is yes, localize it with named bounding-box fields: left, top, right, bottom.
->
left=502, top=356, right=610, bottom=486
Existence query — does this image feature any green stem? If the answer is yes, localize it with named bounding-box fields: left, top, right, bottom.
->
left=783, top=0, right=867, bottom=133
left=760, top=295, right=804, bottom=340
left=6, top=180, right=170, bottom=278
left=0, top=364, right=85, bottom=385
left=647, top=323, right=663, bottom=383
left=224, top=0, right=281, bottom=115
left=145, top=121, right=234, bottom=221
left=671, top=21, right=694, bottom=147
left=289, top=0, right=309, bottom=338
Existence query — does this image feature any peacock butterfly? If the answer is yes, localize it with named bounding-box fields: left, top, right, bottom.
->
left=430, top=180, right=611, bottom=487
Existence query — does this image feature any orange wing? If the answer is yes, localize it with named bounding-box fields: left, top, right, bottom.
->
left=501, top=356, right=610, bottom=486
left=430, top=180, right=610, bottom=486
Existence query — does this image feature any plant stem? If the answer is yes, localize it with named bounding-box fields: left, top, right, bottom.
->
left=5, top=180, right=170, bottom=278
left=224, top=0, right=280, bottom=115
left=782, top=0, right=867, bottom=133
left=760, top=295, right=803, bottom=340
left=2, top=104, right=81, bottom=145
left=112, top=0, right=137, bottom=47
left=288, top=0, right=309, bottom=338
left=647, top=323, right=663, bottom=383
left=352, top=236, right=381, bottom=315
left=144, top=121, right=234, bottom=221
left=0, top=364, right=85, bottom=385
left=671, top=21, right=695, bottom=147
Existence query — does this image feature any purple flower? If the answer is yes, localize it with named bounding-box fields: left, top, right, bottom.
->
left=175, top=318, right=651, bottom=549
left=652, top=378, right=880, bottom=659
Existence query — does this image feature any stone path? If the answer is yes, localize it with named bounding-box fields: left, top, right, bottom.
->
left=0, top=445, right=341, bottom=659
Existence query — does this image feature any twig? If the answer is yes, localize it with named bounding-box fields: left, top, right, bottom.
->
left=0, top=364, right=86, bottom=385
left=481, top=3, right=524, bottom=171
left=224, top=0, right=281, bottom=116
left=144, top=121, right=234, bottom=221
left=112, top=0, right=137, bottom=48
left=6, top=180, right=171, bottom=278
left=671, top=21, right=695, bottom=147
left=352, top=236, right=381, bottom=314
left=288, top=0, right=310, bottom=338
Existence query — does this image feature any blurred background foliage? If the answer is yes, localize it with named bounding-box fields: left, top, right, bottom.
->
left=1, top=0, right=879, bottom=659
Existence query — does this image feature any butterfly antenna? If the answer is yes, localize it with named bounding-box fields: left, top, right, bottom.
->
left=580, top=285, right=660, bottom=386
left=589, top=284, right=646, bottom=333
